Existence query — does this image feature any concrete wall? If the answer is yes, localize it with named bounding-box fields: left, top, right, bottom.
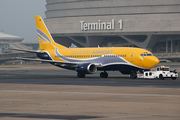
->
left=45, top=0, right=180, bottom=34
left=44, top=14, right=180, bottom=35
left=46, top=0, right=180, bottom=18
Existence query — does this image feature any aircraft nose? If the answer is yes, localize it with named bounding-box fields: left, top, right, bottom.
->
left=144, top=56, right=160, bottom=69
left=150, top=57, right=159, bottom=68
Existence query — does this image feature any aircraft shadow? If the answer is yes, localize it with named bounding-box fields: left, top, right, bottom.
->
left=0, top=113, right=101, bottom=119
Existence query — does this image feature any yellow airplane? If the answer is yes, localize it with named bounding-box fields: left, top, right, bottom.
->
left=14, top=16, right=159, bottom=78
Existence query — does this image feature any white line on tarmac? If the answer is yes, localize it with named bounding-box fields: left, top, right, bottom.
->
left=0, top=90, right=58, bottom=94
left=61, top=92, right=180, bottom=97
left=0, top=90, right=180, bottom=97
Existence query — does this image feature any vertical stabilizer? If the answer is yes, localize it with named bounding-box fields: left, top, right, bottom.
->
left=35, top=16, right=66, bottom=50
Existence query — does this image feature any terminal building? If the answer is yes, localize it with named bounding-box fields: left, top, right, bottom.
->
left=0, top=32, right=24, bottom=53
left=44, top=0, right=180, bottom=61
left=0, top=32, right=38, bottom=63
left=0, top=32, right=39, bottom=53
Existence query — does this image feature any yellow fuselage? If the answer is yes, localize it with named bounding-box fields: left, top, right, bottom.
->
left=46, top=47, right=159, bottom=70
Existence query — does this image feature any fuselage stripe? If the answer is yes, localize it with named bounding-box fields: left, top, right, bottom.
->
left=37, top=29, right=51, bottom=43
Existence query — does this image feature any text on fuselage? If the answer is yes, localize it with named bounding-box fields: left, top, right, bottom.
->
left=72, top=50, right=113, bottom=54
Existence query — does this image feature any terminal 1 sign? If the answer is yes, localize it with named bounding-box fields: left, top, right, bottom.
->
left=80, top=19, right=123, bottom=31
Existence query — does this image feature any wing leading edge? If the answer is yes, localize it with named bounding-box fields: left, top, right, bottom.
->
left=13, top=57, right=102, bottom=67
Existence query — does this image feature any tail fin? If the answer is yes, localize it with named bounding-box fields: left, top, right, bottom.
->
left=35, top=16, right=66, bottom=50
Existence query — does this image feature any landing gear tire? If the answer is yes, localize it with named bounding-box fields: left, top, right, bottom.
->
left=100, top=72, right=108, bottom=78
left=130, top=71, right=137, bottom=79
left=159, top=74, right=164, bottom=80
left=172, top=77, right=176, bottom=80
left=77, top=73, right=85, bottom=78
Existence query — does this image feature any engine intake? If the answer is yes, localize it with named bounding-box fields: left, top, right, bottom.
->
left=76, top=63, right=97, bottom=74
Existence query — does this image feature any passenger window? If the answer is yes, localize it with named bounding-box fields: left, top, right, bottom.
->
left=145, top=73, right=148, bottom=76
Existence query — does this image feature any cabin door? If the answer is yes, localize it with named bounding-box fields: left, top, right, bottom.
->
left=130, top=51, right=135, bottom=62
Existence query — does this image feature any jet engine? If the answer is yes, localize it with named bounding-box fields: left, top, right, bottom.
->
left=76, top=63, right=97, bottom=74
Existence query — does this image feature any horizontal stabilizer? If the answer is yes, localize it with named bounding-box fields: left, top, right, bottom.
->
left=9, top=48, right=44, bottom=54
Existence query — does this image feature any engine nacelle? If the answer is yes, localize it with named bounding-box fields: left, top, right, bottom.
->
left=76, top=63, right=97, bottom=74
left=37, top=52, right=52, bottom=60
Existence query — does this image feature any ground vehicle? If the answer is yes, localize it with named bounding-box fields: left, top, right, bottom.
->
left=137, top=66, right=178, bottom=80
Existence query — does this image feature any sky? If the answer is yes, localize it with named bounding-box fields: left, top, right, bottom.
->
left=0, top=0, right=46, bottom=42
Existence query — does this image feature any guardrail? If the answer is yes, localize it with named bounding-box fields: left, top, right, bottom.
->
left=154, top=53, right=180, bottom=59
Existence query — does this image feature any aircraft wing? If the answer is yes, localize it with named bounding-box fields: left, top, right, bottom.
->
left=13, top=57, right=80, bottom=65
left=11, top=49, right=103, bottom=67
left=13, top=57, right=103, bottom=67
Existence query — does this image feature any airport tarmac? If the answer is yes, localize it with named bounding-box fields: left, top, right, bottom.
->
left=0, top=64, right=180, bottom=120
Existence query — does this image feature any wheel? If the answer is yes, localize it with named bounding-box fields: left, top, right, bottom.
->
left=100, top=72, right=108, bottom=78
left=172, top=77, right=176, bottom=80
left=130, top=71, right=137, bottom=79
left=159, top=74, right=164, bottom=80
left=77, top=73, right=85, bottom=78
left=104, top=72, right=108, bottom=78
left=81, top=74, right=85, bottom=78
left=100, top=72, right=104, bottom=78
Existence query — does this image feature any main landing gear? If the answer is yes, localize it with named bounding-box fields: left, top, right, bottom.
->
left=77, top=73, right=85, bottom=78
left=130, top=71, right=137, bottom=79
left=77, top=71, right=137, bottom=79
left=100, top=71, right=108, bottom=78
left=77, top=72, right=108, bottom=78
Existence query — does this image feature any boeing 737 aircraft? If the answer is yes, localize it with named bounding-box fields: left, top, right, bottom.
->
left=13, top=16, right=159, bottom=78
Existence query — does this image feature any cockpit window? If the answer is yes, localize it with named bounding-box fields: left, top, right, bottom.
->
left=147, top=54, right=153, bottom=56
left=140, top=53, right=153, bottom=57
left=140, top=53, right=146, bottom=57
